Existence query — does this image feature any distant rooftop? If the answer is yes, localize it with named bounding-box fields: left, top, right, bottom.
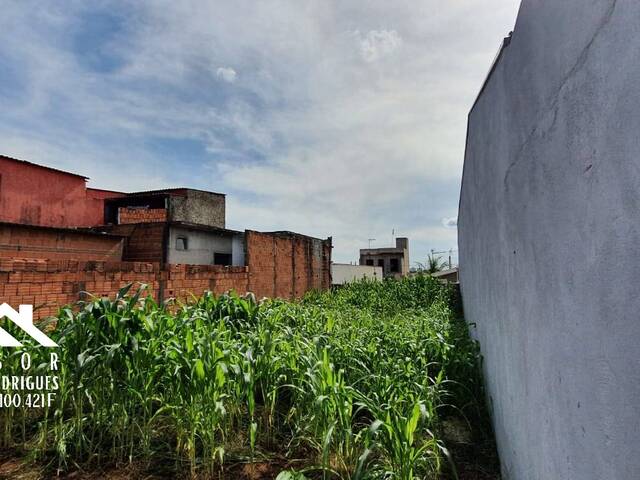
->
left=431, top=267, right=459, bottom=278
left=119, top=187, right=226, bottom=198
left=359, top=247, right=404, bottom=255
left=0, top=154, right=89, bottom=180
left=0, top=221, right=126, bottom=238
left=261, top=230, right=330, bottom=242
left=0, top=154, right=225, bottom=197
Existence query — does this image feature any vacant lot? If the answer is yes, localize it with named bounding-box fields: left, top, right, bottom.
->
left=0, top=276, right=498, bottom=479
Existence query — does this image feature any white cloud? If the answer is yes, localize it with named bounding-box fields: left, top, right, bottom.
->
left=356, top=29, right=403, bottom=63
left=216, top=66, right=237, bottom=83
left=442, top=216, right=458, bottom=228
left=0, top=0, right=521, bottom=262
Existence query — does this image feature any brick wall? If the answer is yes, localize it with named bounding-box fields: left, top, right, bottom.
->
left=118, top=207, right=167, bottom=224
left=0, top=231, right=331, bottom=321
left=162, top=263, right=248, bottom=300
left=108, top=223, right=166, bottom=262
left=246, top=231, right=332, bottom=298
left=0, top=223, right=124, bottom=261
left=0, top=258, right=249, bottom=320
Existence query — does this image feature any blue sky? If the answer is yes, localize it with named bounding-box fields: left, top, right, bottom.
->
left=0, top=0, right=521, bottom=264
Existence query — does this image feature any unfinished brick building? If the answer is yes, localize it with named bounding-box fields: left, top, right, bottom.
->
left=0, top=154, right=332, bottom=317
left=359, top=237, right=409, bottom=279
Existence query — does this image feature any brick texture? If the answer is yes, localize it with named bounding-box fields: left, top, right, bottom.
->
left=118, top=207, right=167, bottom=224
left=246, top=231, right=332, bottom=299
left=0, top=224, right=124, bottom=261
left=0, top=232, right=331, bottom=321
left=0, top=258, right=249, bottom=320
left=108, top=223, right=166, bottom=262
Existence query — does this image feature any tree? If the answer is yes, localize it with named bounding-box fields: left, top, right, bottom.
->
left=423, top=254, right=445, bottom=274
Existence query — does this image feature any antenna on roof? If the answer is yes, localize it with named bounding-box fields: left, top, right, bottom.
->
left=368, top=238, right=376, bottom=248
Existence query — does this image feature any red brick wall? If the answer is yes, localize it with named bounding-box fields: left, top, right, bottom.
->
left=162, top=264, right=248, bottom=300
left=0, top=232, right=331, bottom=320
left=0, top=259, right=249, bottom=320
left=118, top=207, right=167, bottom=224
left=246, top=231, right=332, bottom=299
left=0, top=224, right=124, bottom=261
left=109, top=223, right=166, bottom=262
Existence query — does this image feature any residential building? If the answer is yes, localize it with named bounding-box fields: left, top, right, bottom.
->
left=0, top=154, right=332, bottom=313
left=359, top=237, right=409, bottom=278
left=431, top=267, right=458, bottom=283
left=0, top=154, right=123, bottom=227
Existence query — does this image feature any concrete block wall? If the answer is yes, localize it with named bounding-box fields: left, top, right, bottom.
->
left=459, top=1, right=640, bottom=478
left=169, top=190, right=225, bottom=228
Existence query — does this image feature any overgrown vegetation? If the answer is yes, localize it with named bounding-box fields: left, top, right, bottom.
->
left=0, top=276, right=489, bottom=479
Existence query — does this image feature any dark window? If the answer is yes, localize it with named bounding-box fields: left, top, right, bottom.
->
left=176, top=236, right=188, bottom=251
left=378, top=259, right=384, bottom=267
left=365, top=259, right=374, bottom=266
left=390, top=258, right=400, bottom=273
left=214, top=252, right=232, bottom=265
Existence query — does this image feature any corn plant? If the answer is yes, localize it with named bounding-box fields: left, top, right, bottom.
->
left=0, top=275, right=485, bottom=479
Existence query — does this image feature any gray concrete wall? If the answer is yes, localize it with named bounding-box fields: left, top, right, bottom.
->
left=169, top=190, right=225, bottom=228
left=231, top=233, right=245, bottom=267
left=458, top=1, right=640, bottom=479
left=167, top=226, right=232, bottom=265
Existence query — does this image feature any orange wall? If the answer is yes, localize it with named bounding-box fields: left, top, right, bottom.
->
left=0, top=156, right=118, bottom=227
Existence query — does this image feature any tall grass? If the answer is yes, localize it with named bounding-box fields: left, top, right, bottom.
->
left=0, top=275, right=483, bottom=479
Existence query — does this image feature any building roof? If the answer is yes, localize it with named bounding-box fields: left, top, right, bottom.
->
left=471, top=33, right=512, bottom=112
left=117, top=187, right=226, bottom=198
left=0, top=154, right=89, bottom=180
left=0, top=154, right=226, bottom=197
left=360, top=247, right=404, bottom=255
left=169, top=221, right=241, bottom=235
left=261, top=230, right=330, bottom=242
left=87, top=187, right=126, bottom=195
left=431, top=267, right=459, bottom=278
left=0, top=221, right=126, bottom=238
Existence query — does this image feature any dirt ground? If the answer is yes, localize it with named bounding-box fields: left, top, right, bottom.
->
left=0, top=418, right=500, bottom=480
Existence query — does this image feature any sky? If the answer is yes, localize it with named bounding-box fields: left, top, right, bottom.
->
left=0, top=0, right=521, bottom=265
